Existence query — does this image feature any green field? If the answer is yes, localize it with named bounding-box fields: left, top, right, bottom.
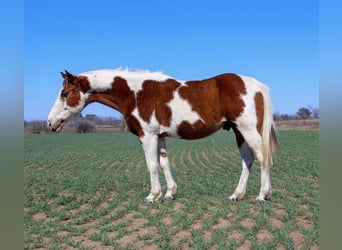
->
left=24, top=130, right=318, bottom=249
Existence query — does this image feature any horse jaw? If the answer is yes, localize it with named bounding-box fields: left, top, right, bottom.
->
left=47, top=106, right=72, bottom=133
left=50, top=119, right=65, bottom=132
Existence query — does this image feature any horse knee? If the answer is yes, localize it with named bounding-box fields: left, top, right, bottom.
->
left=159, top=149, right=169, bottom=169
left=160, top=148, right=168, bottom=158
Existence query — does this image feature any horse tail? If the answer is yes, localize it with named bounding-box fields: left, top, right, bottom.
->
left=259, top=84, right=279, bottom=168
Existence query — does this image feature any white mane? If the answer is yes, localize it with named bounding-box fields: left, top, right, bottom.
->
left=79, top=68, right=174, bottom=93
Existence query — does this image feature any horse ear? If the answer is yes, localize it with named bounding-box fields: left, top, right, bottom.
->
left=65, top=70, right=71, bottom=74
left=63, top=70, right=76, bottom=83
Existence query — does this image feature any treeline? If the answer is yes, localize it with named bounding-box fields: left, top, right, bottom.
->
left=273, top=106, right=319, bottom=122
left=24, top=114, right=126, bottom=134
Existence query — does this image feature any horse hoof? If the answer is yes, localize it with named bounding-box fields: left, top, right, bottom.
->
left=255, top=196, right=270, bottom=203
left=162, top=196, right=175, bottom=202
left=229, top=197, right=238, bottom=203
left=228, top=194, right=239, bottom=202
left=143, top=198, right=154, bottom=204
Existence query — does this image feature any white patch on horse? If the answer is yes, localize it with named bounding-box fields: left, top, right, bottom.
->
left=48, top=89, right=65, bottom=116
left=167, top=91, right=204, bottom=135
left=132, top=108, right=161, bottom=134
left=80, top=68, right=175, bottom=94
left=124, top=70, right=174, bottom=94
left=79, top=69, right=116, bottom=92
left=234, top=75, right=264, bottom=128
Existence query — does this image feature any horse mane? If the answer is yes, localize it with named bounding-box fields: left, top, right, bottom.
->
left=80, top=67, right=171, bottom=80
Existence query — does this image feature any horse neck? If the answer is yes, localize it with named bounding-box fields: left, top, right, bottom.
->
left=85, top=77, right=136, bottom=117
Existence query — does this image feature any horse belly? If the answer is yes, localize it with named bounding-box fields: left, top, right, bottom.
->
left=176, top=120, right=223, bottom=140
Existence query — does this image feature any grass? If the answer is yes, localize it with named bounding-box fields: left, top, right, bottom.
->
left=24, top=130, right=319, bottom=249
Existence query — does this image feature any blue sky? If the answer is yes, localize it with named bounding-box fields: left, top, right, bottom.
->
left=25, top=0, right=318, bottom=121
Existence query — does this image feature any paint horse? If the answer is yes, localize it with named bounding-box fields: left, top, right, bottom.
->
left=47, top=68, right=278, bottom=203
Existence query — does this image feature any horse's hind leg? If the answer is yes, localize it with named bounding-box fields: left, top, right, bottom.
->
left=235, top=125, right=272, bottom=201
left=158, top=137, right=177, bottom=201
left=229, top=127, right=255, bottom=201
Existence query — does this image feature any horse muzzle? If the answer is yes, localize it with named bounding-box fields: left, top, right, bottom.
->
left=47, top=119, right=65, bottom=132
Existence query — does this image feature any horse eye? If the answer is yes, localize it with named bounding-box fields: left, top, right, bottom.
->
left=61, top=91, right=68, bottom=98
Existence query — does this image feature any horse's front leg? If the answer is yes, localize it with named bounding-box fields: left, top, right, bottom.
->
left=140, top=134, right=162, bottom=203
left=158, top=137, right=177, bottom=201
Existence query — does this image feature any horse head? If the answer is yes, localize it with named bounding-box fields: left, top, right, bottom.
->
left=47, top=70, right=88, bottom=132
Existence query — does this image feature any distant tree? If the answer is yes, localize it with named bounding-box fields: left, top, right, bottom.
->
left=85, top=114, right=103, bottom=125
left=297, top=107, right=312, bottom=125
left=280, top=114, right=290, bottom=120
left=273, top=112, right=293, bottom=121
left=75, top=119, right=96, bottom=133
left=30, top=121, right=49, bottom=134
left=273, top=112, right=281, bottom=121
left=308, top=105, right=319, bottom=119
